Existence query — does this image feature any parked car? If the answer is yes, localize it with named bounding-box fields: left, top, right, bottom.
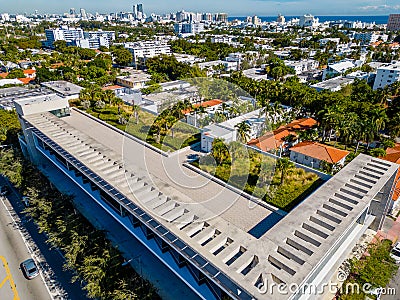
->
left=21, top=258, right=39, bottom=279
left=390, top=242, right=400, bottom=264
left=0, top=185, right=9, bottom=196
left=22, top=196, right=30, bottom=207
left=187, top=154, right=200, bottom=163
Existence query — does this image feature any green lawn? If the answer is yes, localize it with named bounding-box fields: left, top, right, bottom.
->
left=75, top=104, right=200, bottom=152
left=194, top=150, right=322, bottom=211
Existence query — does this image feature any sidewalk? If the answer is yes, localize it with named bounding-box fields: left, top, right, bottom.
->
left=376, top=215, right=400, bottom=243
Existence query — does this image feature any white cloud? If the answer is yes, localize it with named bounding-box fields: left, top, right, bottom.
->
left=359, top=4, right=400, bottom=11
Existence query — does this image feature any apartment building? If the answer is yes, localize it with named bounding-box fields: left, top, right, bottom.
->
left=373, top=61, right=400, bottom=90
left=284, top=59, right=319, bottom=75
left=353, top=32, right=388, bottom=45
left=124, top=41, right=171, bottom=66
left=387, top=14, right=400, bottom=31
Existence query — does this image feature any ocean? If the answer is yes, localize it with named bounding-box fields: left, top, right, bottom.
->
left=228, top=15, right=389, bottom=24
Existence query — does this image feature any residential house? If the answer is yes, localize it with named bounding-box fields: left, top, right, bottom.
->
left=247, top=118, right=318, bottom=153
left=380, top=143, right=400, bottom=201
left=116, top=72, right=151, bottom=90
left=311, top=76, right=354, bottom=92
left=290, top=141, right=350, bottom=169
left=284, top=59, right=319, bottom=75
left=200, top=108, right=265, bottom=152
left=322, top=59, right=357, bottom=80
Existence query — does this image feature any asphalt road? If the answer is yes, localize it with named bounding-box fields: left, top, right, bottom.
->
left=382, top=266, right=400, bottom=300
left=0, top=176, right=87, bottom=300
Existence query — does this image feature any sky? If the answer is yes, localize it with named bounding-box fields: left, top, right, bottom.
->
left=1, top=0, right=400, bottom=16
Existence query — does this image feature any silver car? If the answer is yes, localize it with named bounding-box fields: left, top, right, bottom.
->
left=21, top=258, right=39, bottom=279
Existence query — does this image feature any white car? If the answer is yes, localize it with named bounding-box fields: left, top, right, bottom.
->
left=390, top=242, right=400, bottom=264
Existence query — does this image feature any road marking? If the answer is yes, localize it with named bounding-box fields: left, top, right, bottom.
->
left=0, top=195, right=55, bottom=300
left=0, top=255, right=20, bottom=300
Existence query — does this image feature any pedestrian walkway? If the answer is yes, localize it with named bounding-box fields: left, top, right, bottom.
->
left=376, top=215, right=400, bottom=243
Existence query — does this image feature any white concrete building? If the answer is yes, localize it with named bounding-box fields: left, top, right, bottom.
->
left=116, top=72, right=151, bottom=90
left=201, top=109, right=264, bottom=152
left=43, top=26, right=84, bottom=48
left=284, top=59, right=319, bottom=75
left=353, top=32, right=388, bottom=45
left=197, top=60, right=238, bottom=75
left=319, top=38, right=340, bottom=46
left=174, top=22, right=205, bottom=36
left=373, top=61, right=400, bottom=90
left=40, top=81, right=83, bottom=100
left=124, top=41, right=171, bottom=66
left=84, top=30, right=116, bottom=43
left=322, top=60, right=357, bottom=80
left=311, top=76, right=355, bottom=92
left=299, top=14, right=319, bottom=27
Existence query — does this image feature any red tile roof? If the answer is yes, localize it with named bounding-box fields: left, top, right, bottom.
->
left=247, top=132, right=285, bottom=152
left=102, top=85, right=125, bottom=91
left=183, top=99, right=223, bottom=114
left=290, top=141, right=350, bottom=164
left=23, top=69, right=36, bottom=75
left=381, top=143, right=400, bottom=201
left=17, top=77, right=34, bottom=84
left=247, top=118, right=317, bottom=152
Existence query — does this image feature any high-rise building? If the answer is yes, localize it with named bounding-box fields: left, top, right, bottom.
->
left=214, top=13, right=228, bottom=23
left=80, top=8, right=87, bottom=19
left=387, top=14, right=400, bottom=31
left=132, top=3, right=144, bottom=20
left=137, top=3, right=143, bottom=13
left=299, top=14, right=319, bottom=27
left=202, top=13, right=212, bottom=22
left=276, top=14, right=285, bottom=23
left=69, top=8, right=76, bottom=16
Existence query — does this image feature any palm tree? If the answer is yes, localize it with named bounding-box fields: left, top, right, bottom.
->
left=211, top=138, right=228, bottom=165
left=104, top=90, right=115, bottom=106
left=339, top=112, right=359, bottom=149
left=132, top=105, right=140, bottom=124
left=235, top=121, right=251, bottom=143
left=165, top=116, right=177, bottom=138
left=276, top=157, right=295, bottom=185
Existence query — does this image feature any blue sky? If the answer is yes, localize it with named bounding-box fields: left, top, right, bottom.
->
left=2, top=0, right=400, bottom=15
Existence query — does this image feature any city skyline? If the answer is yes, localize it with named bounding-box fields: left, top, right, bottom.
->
left=1, top=0, right=400, bottom=16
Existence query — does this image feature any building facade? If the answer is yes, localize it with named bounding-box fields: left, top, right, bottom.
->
left=387, top=14, right=400, bottom=31
left=14, top=90, right=400, bottom=300
left=124, top=41, right=171, bottom=66
left=373, top=62, right=400, bottom=90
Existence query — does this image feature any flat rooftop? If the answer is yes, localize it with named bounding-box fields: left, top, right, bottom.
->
left=0, top=87, right=53, bottom=109
left=24, top=110, right=399, bottom=299
left=41, top=81, right=83, bottom=96
left=14, top=93, right=62, bottom=106
left=311, top=76, right=354, bottom=90
left=116, top=72, right=151, bottom=83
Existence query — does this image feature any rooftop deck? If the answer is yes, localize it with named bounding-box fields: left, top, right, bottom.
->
left=24, top=109, right=399, bottom=299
